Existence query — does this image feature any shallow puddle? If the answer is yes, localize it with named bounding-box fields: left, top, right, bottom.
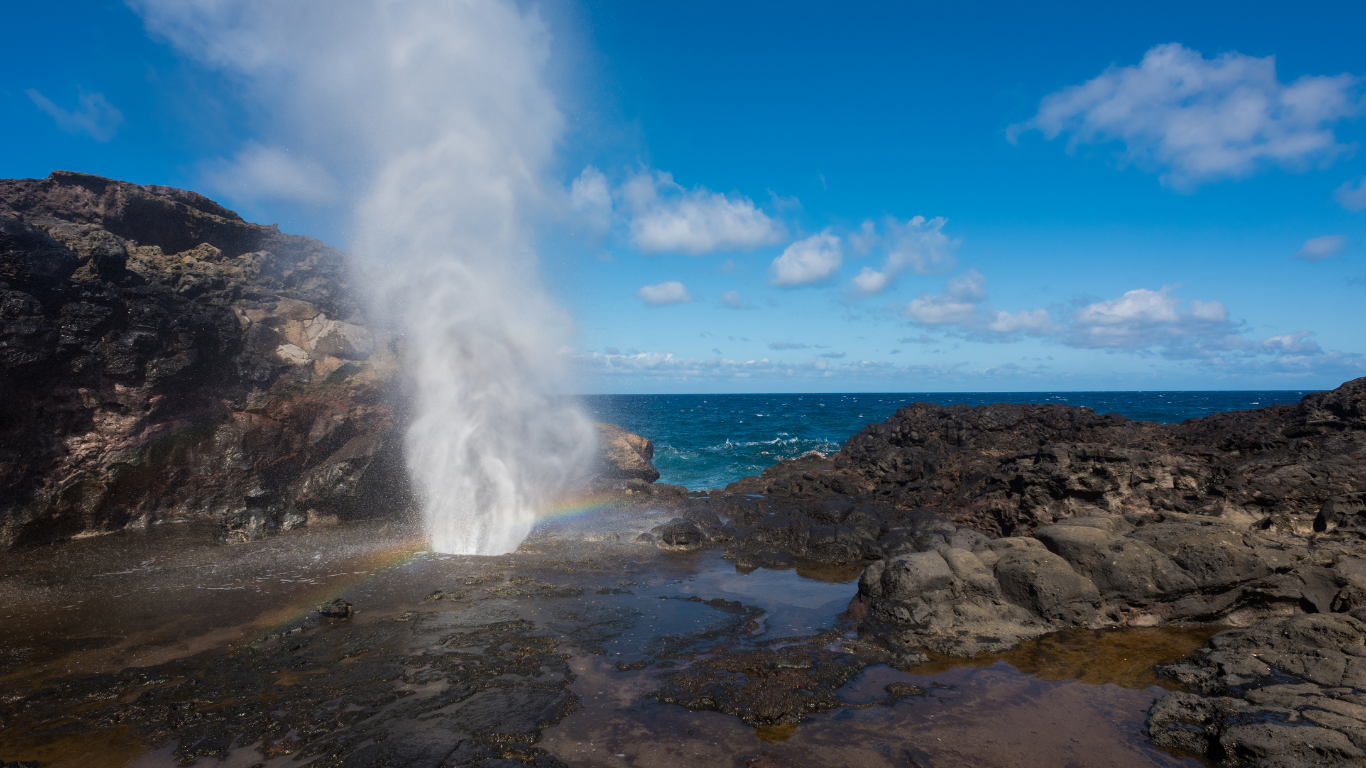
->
left=902, top=625, right=1223, bottom=689
left=667, top=559, right=858, bottom=640
left=542, top=626, right=1212, bottom=768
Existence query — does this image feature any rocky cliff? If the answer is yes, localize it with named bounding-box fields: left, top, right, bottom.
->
left=0, top=171, right=655, bottom=548
left=727, top=380, right=1366, bottom=536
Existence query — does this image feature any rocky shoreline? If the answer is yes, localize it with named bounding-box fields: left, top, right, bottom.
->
left=4, top=172, right=1366, bottom=767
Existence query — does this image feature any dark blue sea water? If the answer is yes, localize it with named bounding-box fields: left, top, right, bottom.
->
left=581, top=391, right=1313, bottom=491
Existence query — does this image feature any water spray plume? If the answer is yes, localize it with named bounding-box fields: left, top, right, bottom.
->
left=134, top=0, right=598, bottom=554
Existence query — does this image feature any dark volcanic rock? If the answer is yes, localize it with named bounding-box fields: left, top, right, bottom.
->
left=0, top=610, right=579, bottom=768
left=850, top=510, right=1360, bottom=656
left=1148, top=614, right=1366, bottom=766
left=726, top=381, right=1366, bottom=537
left=0, top=172, right=400, bottom=548
left=1317, top=492, right=1366, bottom=534
left=0, top=171, right=657, bottom=547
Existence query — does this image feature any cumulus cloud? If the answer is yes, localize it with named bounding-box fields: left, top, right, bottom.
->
left=894, top=272, right=1264, bottom=360
left=622, top=169, right=784, bottom=255
left=899, top=270, right=1055, bottom=341
left=769, top=231, right=842, bottom=287
left=1061, top=287, right=1239, bottom=356
left=849, top=216, right=957, bottom=296
left=201, top=143, right=339, bottom=204
left=26, top=88, right=124, bottom=142
left=1296, top=235, right=1347, bottom=262
left=1336, top=177, right=1366, bottom=212
left=1011, top=43, right=1363, bottom=190
left=636, top=281, right=693, bottom=306
left=897, top=270, right=1356, bottom=370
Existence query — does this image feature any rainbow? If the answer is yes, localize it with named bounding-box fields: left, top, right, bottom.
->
left=247, top=535, right=428, bottom=643
left=530, top=491, right=624, bottom=525
left=244, top=491, right=628, bottom=642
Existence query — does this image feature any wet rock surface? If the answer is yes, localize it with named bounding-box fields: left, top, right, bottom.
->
left=0, top=503, right=1239, bottom=768
left=1148, top=614, right=1366, bottom=766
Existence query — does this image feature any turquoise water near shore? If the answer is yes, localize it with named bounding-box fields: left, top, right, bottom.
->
left=581, top=391, right=1312, bottom=490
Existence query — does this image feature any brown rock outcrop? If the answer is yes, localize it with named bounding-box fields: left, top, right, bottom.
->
left=0, top=171, right=403, bottom=547
left=0, top=171, right=658, bottom=547
left=593, top=421, right=660, bottom=484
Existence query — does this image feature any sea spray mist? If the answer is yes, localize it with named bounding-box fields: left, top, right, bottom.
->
left=133, top=0, right=599, bottom=554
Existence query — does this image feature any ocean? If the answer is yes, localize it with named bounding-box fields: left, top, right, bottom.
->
left=581, top=390, right=1313, bottom=490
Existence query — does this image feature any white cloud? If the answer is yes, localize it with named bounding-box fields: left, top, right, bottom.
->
left=1336, top=177, right=1366, bottom=212
left=985, top=308, right=1055, bottom=335
left=1296, top=235, right=1347, bottom=262
left=622, top=169, right=784, bottom=255
left=26, top=88, right=124, bottom=142
left=201, top=143, right=339, bottom=204
left=848, top=216, right=957, bottom=296
left=1011, top=43, right=1362, bottom=190
left=720, top=290, right=745, bottom=309
left=769, top=231, right=842, bottom=287
left=768, top=341, right=809, bottom=350
left=900, top=269, right=1054, bottom=341
left=636, top=281, right=693, bottom=306
left=569, top=165, right=612, bottom=234
left=1062, top=287, right=1238, bottom=355
left=1261, top=331, right=1323, bottom=356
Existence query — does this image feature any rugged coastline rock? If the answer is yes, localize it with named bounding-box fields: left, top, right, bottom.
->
left=726, top=381, right=1366, bottom=537
left=0, top=172, right=658, bottom=548
left=1148, top=614, right=1366, bottom=766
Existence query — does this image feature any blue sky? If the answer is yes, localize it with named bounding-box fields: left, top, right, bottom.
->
left=4, top=1, right=1365, bottom=393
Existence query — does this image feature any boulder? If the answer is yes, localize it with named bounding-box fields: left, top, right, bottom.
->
left=1316, top=491, right=1366, bottom=533
left=851, top=509, right=1350, bottom=657
left=593, top=421, right=660, bottom=484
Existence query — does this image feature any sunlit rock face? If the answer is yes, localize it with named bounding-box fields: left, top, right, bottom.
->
left=0, top=171, right=412, bottom=548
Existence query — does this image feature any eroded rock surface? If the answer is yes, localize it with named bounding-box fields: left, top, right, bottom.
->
left=0, top=172, right=658, bottom=548
left=727, top=381, right=1366, bottom=537
left=852, top=511, right=1358, bottom=656
left=0, top=171, right=403, bottom=548
left=1148, top=614, right=1366, bottom=766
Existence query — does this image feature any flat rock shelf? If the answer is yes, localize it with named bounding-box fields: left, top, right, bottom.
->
left=1, top=516, right=1207, bottom=768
